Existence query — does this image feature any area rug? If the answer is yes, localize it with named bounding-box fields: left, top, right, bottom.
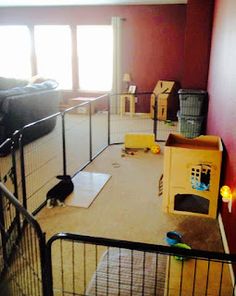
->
left=65, top=171, right=111, bottom=208
left=86, top=247, right=167, bottom=296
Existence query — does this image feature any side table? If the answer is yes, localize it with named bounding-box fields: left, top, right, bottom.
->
left=120, top=94, right=135, bottom=117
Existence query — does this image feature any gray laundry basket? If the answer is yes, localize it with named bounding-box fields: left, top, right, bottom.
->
left=177, top=111, right=204, bottom=138
left=178, top=89, right=207, bottom=116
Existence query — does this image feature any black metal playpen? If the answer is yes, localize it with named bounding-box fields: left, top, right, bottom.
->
left=0, top=93, right=235, bottom=295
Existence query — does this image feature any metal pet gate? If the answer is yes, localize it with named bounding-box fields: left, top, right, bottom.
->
left=1, top=184, right=236, bottom=296
left=0, top=183, right=48, bottom=296
left=0, top=93, right=235, bottom=295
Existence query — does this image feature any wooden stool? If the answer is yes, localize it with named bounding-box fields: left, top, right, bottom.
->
left=120, top=94, right=135, bottom=117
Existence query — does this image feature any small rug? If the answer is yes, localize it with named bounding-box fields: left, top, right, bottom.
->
left=65, top=172, right=111, bottom=208
left=86, top=247, right=167, bottom=296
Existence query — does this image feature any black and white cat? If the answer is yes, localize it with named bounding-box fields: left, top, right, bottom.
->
left=46, top=175, right=74, bottom=208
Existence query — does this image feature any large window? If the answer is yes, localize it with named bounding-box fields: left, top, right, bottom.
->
left=34, top=25, right=72, bottom=89
left=0, top=24, right=113, bottom=91
left=0, top=26, right=31, bottom=79
left=77, top=25, right=113, bottom=92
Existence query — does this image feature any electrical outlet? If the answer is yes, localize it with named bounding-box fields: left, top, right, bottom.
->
left=135, top=97, right=138, bottom=103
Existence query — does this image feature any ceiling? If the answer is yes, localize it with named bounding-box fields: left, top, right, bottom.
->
left=0, top=0, right=187, bottom=7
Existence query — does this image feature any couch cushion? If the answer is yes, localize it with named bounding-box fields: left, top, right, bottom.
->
left=0, top=79, right=58, bottom=107
left=0, top=77, right=28, bottom=90
left=26, top=79, right=58, bottom=91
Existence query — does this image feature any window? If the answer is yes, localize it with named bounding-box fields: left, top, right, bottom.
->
left=34, top=25, right=72, bottom=89
left=77, top=25, right=113, bottom=92
left=0, top=26, right=31, bottom=79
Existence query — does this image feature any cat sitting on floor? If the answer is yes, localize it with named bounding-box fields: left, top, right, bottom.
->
left=46, top=175, right=74, bottom=208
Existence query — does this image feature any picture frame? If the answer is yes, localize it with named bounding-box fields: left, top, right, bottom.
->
left=128, top=85, right=136, bottom=94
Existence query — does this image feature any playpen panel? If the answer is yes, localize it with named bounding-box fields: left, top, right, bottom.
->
left=21, top=115, right=63, bottom=213
left=91, top=96, right=109, bottom=158
left=48, top=234, right=236, bottom=296
left=1, top=178, right=236, bottom=296
left=48, top=237, right=168, bottom=296
left=0, top=183, right=47, bottom=296
left=50, top=239, right=106, bottom=295
left=166, top=256, right=233, bottom=296
left=109, top=93, right=155, bottom=144
left=64, top=110, right=90, bottom=176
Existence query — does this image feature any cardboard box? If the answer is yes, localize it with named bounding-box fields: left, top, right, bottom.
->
left=150, top=80, right=179, bottom=121
left=162, top=133, right=222, bottom=218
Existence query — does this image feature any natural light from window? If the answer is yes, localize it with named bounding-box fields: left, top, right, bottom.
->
left=77, top=25, right=113, bottom=92
left=34, top=25, right=72, bottom=89
left=0, top=26, right=31, bottom=79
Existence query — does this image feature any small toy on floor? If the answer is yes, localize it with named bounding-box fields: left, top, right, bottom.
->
left=165, top=231, right=182, bottom=246
left=173, top=243, right=191, bottom=261
left=151, top=144, right=161, bottom=154
left=165, top=231, right=191, bottom=261
left=144, top=147, right=150, bottom=153
left=164, top=120, right=175, bottom=126
left=121, top=148, right=136, bottom=157
left=46, top=175, right=74, bottom=208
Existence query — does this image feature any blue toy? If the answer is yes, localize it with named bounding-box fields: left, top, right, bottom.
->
left=165, top=231, right=182, bottom=246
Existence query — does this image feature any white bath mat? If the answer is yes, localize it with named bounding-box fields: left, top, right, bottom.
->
left=65, top=171, right=111, bottom=208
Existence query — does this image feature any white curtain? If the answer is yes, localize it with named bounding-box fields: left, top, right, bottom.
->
left=111, top=17, right=123, bottom=114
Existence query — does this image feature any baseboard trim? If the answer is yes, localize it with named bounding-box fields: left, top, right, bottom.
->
left=218, top=213, right=235, bottom=293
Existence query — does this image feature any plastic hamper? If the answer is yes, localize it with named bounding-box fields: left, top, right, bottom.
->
left=177, top=112, right=204, bottom=138
left=178, top=89, right=207, bottom=116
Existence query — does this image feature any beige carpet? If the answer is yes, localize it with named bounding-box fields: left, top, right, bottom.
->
left=86, top=248, right=167, bottom=296
left=37, top=144, right=223, bottom=253
left=36, top=143, right=230, bottom=296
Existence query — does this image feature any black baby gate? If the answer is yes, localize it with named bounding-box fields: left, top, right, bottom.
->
left=0, top=182, right=48, bottom=296
left=1, top=182, right=236, bottom=296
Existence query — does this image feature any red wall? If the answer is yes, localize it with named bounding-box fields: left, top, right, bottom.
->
left=207, top=0, right=236, bottom=253
left=0, top=5, right=186, bottom=112
left=182, top=0, right=214, bottom=90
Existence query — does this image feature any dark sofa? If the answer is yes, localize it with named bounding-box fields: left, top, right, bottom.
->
left=0, top=78, right=61, bottom=155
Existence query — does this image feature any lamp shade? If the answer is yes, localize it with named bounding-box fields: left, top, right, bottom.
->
left=123, top=73, right=131, bottom=82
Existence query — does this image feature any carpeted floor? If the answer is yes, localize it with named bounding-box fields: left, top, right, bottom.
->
left=0, top=112, right=230, bottom=296
left=37, top=144, right=223, bottom=253
left=86, top=248, right=167, bottom=296
left=37, top=143, right=228, bottom=295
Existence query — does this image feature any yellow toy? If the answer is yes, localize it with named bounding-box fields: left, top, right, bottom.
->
left=125, top=133, right=155, bottom=149
left=124, top=133, right=155, bottom=149
left=124, top=133, right=161, bottom=155
left=151, top=144, right=161, bottom=154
